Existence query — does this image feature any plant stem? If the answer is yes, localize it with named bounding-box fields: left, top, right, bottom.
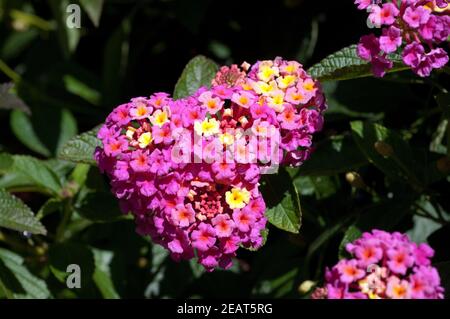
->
left=55, top=200, right=73, bottom=243
left=0, top=231, right=35, bottom=255
left=0, top=59, right=21, bottom=83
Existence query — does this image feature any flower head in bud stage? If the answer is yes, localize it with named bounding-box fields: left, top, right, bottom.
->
left=95, top=57, right=326, bottom=271
left=311, top=230, right=444, bottom=299
left=355, top=0, right=450, bottom=77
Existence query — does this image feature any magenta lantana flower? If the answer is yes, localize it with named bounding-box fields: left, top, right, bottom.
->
left=95, top=58, right=326, bottom=271
left=355, top=0, right=450, bottom=77
left=312, top=230, right=444, bottom=299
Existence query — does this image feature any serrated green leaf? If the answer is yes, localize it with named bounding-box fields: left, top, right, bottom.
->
left=0, top=248, right=51, bottom=298
left=58, top=127, right=101, bottom=165
left=308, top=45, right=408, bottom=82
left=173, top=55, right=218, bottom=99
left=0, top=189, right=46, bottom=235
left=265, top=189, right=302, bottom=234
left=262, top=168, right=302, bottom=234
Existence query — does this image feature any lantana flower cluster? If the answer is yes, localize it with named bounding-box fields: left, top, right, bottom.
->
left=355, top=0, right=450, bottom=77
left=94, top=58, right=326, bottom=271
left=312, top=230, right=444, bottom=299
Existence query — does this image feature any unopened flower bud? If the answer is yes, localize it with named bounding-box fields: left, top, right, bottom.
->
left=345, top=171, right=366, bottom=189
left=299, top=280, right=316, bottom=294
left=223, top=108, right=233, bottom=117
left=238, top=116, right=249, bottom=127
left=241, top=62, right=251, bottom=71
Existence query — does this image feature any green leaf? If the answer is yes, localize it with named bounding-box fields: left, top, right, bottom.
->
left=265, top=188, right=302, bottom=234
left=0, top=248, right=51, bottom=298
left=0, top=153, right=13, bottom=173
left=291, top=174, right=338, bottom=199
left=173, top=55, right=218, bottom=99
left=63, top=74, right=101, bottom=105
left=0, top=154, right=63, bottom=193
left=0, top=261, right=15, bottom=299
left=338, top=225, right=362, bottom=259
left=10, top=108, right=78, bottom=157
left=102, top=14, right=132, bottom=106
left=298, top=135, right=368, bottom=175
left=350, top=121, right=424, bottom=190
left=430, top=119, right=448, bottom=155
left=10, top=110, right=51, bottom=157
left=262, top=168, right=302, bottom=233
left=79, top=0, right=104, bottom=27
left=1, top=29, right=39, bottom=60
left=58, top=127, right=101, bottom=165
left=92, top=249, right=119, bottom=299
left=0, top=172, right=36, bottom=191
left=12, top=155, right=62, bottom=195
left=49, top=0, right=80, bottom=58
left=36, top=198, right=62, bottom=220
left=407, top=200, right=442, bottom=243
left=308, top=45, right=408, bottom=82
left=0, top=189, right=46, bottom=235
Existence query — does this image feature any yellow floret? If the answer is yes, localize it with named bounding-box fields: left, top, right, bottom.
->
left=225, top=187, right=251, bottom=209
left=150, top=110, right=170, bottom=127
left=138, top=132, right=152, bottom=148
left=194, top=118, right=220, bottom=137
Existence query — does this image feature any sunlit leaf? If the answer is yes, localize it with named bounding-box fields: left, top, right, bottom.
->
left=173, top=55, right=218, bottom=99
left=0, top=189, right=46, bottom=235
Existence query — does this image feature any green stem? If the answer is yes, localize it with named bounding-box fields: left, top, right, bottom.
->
left=10, top=9, right=54, bottom=31
left=55, top=200, right=73, bottom=243
left=0, top=59, right=21, bottom=83
left=0, top=231, right=35, bottom=255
